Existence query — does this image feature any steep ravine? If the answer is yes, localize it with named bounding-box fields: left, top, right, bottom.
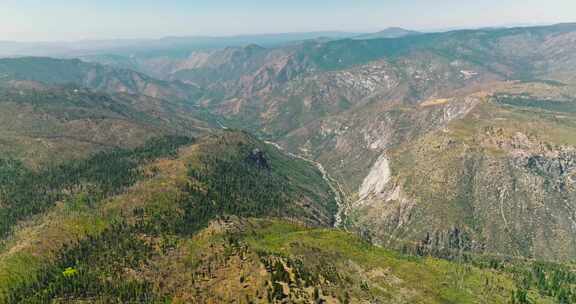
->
left=215, top=121, right=347, bottom=227
left=264, top=140, right=348, bottom=227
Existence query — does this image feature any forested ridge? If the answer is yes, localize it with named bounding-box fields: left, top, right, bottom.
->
left=0, top=131, right=338, bottom=302
left=0, top=135, right=193, bottom=240
left=0, top=131, right=575, bottom=303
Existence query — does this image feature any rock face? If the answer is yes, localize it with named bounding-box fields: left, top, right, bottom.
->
left=358, top=153, right=391, bottom=200
left=245, top=148, right=270, bottom=170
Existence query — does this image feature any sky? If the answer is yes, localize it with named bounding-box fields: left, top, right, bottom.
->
left=1, top=0, right=576, bottom=42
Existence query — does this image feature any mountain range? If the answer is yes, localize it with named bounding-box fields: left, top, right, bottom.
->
left=1, top=23, right=576, bottom=303
left=0, top=29, right=407, bottom=58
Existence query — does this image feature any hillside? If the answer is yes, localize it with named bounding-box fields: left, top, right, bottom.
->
left=341, top=82, right=576, bottom=261
left=139, top=24, right=576, bottom=139
left=2, top=131, right=571, bottom=303
left=0, top=57, right=203, bottom=102
left=0, top=85, right=213, bottom=167
left=0, top=57, right=222, bottom=167
left=148, top=24, right=576, bottom=262
left=0, top=131, right=337, bottom=301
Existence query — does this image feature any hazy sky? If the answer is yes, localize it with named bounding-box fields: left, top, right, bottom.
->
left=2, top=0, right=576, bottom=41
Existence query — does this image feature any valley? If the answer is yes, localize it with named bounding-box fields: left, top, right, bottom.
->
left=0, top=22, right=575, bottom=303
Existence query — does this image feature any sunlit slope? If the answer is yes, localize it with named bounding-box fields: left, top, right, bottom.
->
left=0, top=131, right=337, bottom=302
left=0, top=86, right=213, bottom=167
left=349, top=83, right=576, bottom=261
left=1, top=131, right=572, bottom=303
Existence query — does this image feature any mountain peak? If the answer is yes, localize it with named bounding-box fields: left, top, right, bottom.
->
left=353, top=27, right=420, bottom=40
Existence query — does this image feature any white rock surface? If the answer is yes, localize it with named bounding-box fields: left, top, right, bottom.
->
left=358, top=153, right=391, bottom=200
